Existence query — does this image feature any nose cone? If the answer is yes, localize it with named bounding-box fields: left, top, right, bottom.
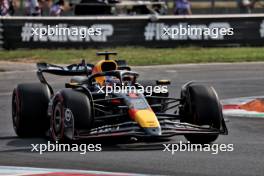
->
left=143, top=127, right=162, bottom=136
left=130, top=109, right=162, bottom=136
left=132, top=109, right=160, bottom=128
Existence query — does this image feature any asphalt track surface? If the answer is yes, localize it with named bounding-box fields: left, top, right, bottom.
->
left=0, top=62, right=263, bottom=176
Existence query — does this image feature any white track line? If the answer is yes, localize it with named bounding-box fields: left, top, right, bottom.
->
left=0, top=166, right=150, bottom=176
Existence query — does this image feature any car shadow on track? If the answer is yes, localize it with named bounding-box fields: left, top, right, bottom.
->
left=1, top=136, right=175, bottom=152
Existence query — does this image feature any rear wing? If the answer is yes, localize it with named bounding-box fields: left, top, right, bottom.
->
left=37, top=62, right=93, bottom=76
left=37, top=60, right=129, bottom=75
left=36, top=62, right=93, bottom=95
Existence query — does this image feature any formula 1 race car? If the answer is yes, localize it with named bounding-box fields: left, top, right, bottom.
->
left=12, top=52, right=228, bottom=144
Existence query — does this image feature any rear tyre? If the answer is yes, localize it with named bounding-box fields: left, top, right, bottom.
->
left=50, top=89, right=93, bottom=142
left=180, top=84, right=223, bottom=144
left=12, top=83, right=51, bottom=137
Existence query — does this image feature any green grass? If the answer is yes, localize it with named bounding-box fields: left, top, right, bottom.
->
left=0, top=47, right=264, bottom=66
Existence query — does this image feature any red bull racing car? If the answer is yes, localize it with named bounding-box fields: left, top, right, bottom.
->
left=12, top=52, right=228, bottom=144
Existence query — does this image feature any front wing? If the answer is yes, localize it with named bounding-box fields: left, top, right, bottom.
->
left=68, top=118, right=228, bottom=140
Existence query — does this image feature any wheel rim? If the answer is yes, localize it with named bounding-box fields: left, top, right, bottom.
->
left=54, top=103, right=62, bottom=133
left=52, top=101, right=64, bottom=141
left=12, top=90, right=19, bottom=131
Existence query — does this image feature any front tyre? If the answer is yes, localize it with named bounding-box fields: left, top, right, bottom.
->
left=180, top=84, right=223, bottom=144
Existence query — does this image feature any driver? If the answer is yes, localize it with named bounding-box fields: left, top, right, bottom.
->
left=104, top=76, right=120, bottom=86
left=122, top=75, right=135, bottom=86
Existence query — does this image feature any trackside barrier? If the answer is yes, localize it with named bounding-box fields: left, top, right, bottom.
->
left=1, top=14, right=264, bottom=49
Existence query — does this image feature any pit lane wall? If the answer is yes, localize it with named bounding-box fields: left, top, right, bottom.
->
left=1, top=14, right=264, bottom=49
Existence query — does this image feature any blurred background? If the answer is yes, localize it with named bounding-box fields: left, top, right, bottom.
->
left=2, top=0, right=264, bottom=17
left=0, top=0, right=264, bottom=64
